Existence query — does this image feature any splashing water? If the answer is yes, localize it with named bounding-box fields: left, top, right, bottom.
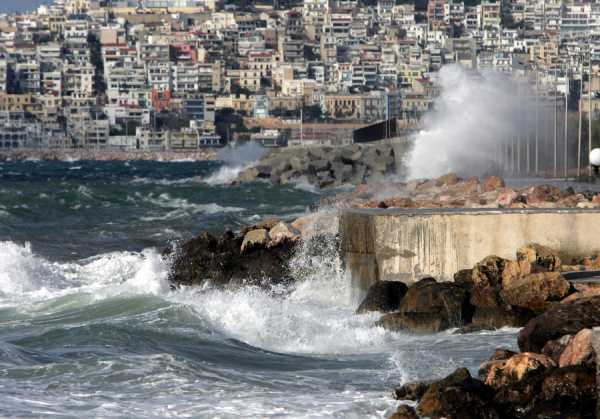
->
left=407, top=65, right=539, bottom=179
left=204, top=142, right=268, bottom=185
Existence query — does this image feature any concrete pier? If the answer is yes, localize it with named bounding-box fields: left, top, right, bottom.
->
left=340, top=208, right=600, bottom=292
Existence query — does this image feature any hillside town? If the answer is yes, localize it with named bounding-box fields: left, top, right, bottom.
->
left=0, top=0, right=597, bottom=152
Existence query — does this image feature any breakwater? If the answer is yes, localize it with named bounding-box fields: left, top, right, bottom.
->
left=340, top=207, right=600, bottom=291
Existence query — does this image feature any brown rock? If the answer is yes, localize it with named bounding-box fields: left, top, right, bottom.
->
left=558, top=328, right=596, bottom=367
left=455, top=176, right=480, bottom=194
left=471, top=306, right=535, bottom=329
left=524, top=184, right=563, bottom=204
left=477, top=348, right=517, bottom=382
left=416, top=368, right=498, bottom=419
left=394, top=381, right=430, bottom=401
left=415, top=179, right=439, bottom=193
left=381, top=197, right=415, bottom=208
left=471, top=255, right=506, bottom=288
left=241, top=229, right=269, bottom=253
left=518, top=296, right=600, bottom=352
left=496, top=189, right=518, bottom=207
left=501, top=259, right=522, bottom=287
left=481, top=175, right=505, bottom=192
left=356, top=281, right=408, bottom=314
left=241, top=218, right=280, bottom=236
left=268, top=222, right=299, bottom=243
left=556, top=194, right=581, bottom=208
left=469, top=286, right=503, bottom=308
left=500, top=272, right=570, bottom=311
left=377, top=278, right=471, bottom=333
left=539, top=365, right=597, bottom=407
left=435, top=172, right=461, bottom=187
left=376, top=312, right=447, bottom=334
left=389, top=405, right=418, bottom=419
left=516, top=243, right=562, bottom=273
left=561, top=283, right=600, bottom=303
left=541, top=334, right=573, bottom=364
left=489, top=348, right=518, bottom=361
left=480, top=352, right=556, bottom=390
left=453, top=269, right=474, bottom=288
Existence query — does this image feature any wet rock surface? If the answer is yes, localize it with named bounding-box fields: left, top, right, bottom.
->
left=368, top=243, right=579, bottom=335
left=166, top=221, right=301, bottom=288
left=375, top=278, right=471, bottom=333
left=356, top=281, right=408, bottom=314
left=518, top=296, right=600, bottom=353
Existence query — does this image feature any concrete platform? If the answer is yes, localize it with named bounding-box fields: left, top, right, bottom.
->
left=339, top=207, right=600, bottom=292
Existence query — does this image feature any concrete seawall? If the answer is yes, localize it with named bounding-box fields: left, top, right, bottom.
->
left=340, top=208, right=600, bottom=293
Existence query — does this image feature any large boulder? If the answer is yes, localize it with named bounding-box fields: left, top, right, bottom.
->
left=499, top=271, right=570, bottom=311
left=518, top=296, right=600, bottom=352
left=516, top=243, right=562, bottom=274
left=481, top=176, right=505, bottom=192
left=524, top=185, right=564, bottom=205
left=389, top=405, right=418, bottom=419
left=376, top=278, right=471, bottom=333
left=558, top=328, right=596, bottom=367
left=470, top=256, right=506, bottom=288
left=541, top=334, right=573, bottom=364
left=241, top=229, right=269, bottom=253
left=167, top=229, right=297, bottom=288
left=268, top=222, right=299, bottom=244
left=478, top=352, right=555, bottom=390
left=492, top=365, right=597, bottom=418
left=471, top=306, right=535, bottom=329
left=416, top=368, right=498, bottom=419
left=356, top=281, right=408, bottom=314
left=394, top=381, right=430, bottom=401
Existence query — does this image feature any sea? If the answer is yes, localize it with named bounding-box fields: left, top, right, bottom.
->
left=0, top=159, right=518, bottom=418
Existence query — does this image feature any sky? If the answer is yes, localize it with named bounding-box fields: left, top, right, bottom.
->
left=0, top=0, right=50, bottom=13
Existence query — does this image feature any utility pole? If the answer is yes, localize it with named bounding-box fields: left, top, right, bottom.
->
left=565, top=64, right=569, bottom=178
left=554, top=66, right=558, bottom=177
left=589, top=48, right=593, bottom=177
left=578, top=59, right=583, bottom=178
left=517, top=81, right=521, bottom=175
left=525, top=79, right=531, bottom=175
left=535, top=67, right=539, bottom=174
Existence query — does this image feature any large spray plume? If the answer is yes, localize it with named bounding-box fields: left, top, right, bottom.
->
left=406, top=65, right=544, bottom=180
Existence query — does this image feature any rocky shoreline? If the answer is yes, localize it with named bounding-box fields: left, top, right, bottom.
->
left=167, top=221, right=600, bottom=418
left=165, top=172, right=600, bottom=419
left=0, top=148, right=217, bottom=161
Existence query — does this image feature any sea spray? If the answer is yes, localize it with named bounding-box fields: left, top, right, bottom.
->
left=204, top=142, right=267, bottom=185
left=406, top=65, right=543, bottom=179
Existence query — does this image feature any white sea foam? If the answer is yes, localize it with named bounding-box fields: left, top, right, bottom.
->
left=0, top=241, right=169, bottom=305
left=0, top=236, right=519, bottom=418
left=136, top=192, right=243, bottom=220
left=291, top=176, right=320, bottom=194
left=130, top=176, right=199, bottom=186
left=203, top=164, right=248, bottom=186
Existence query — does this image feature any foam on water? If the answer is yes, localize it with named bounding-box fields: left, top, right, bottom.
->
left=0, top=241, right=170, bottom=306
left=0, top=233, right=518, bottom=418
left=203, top=164, right=247, bottom=185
